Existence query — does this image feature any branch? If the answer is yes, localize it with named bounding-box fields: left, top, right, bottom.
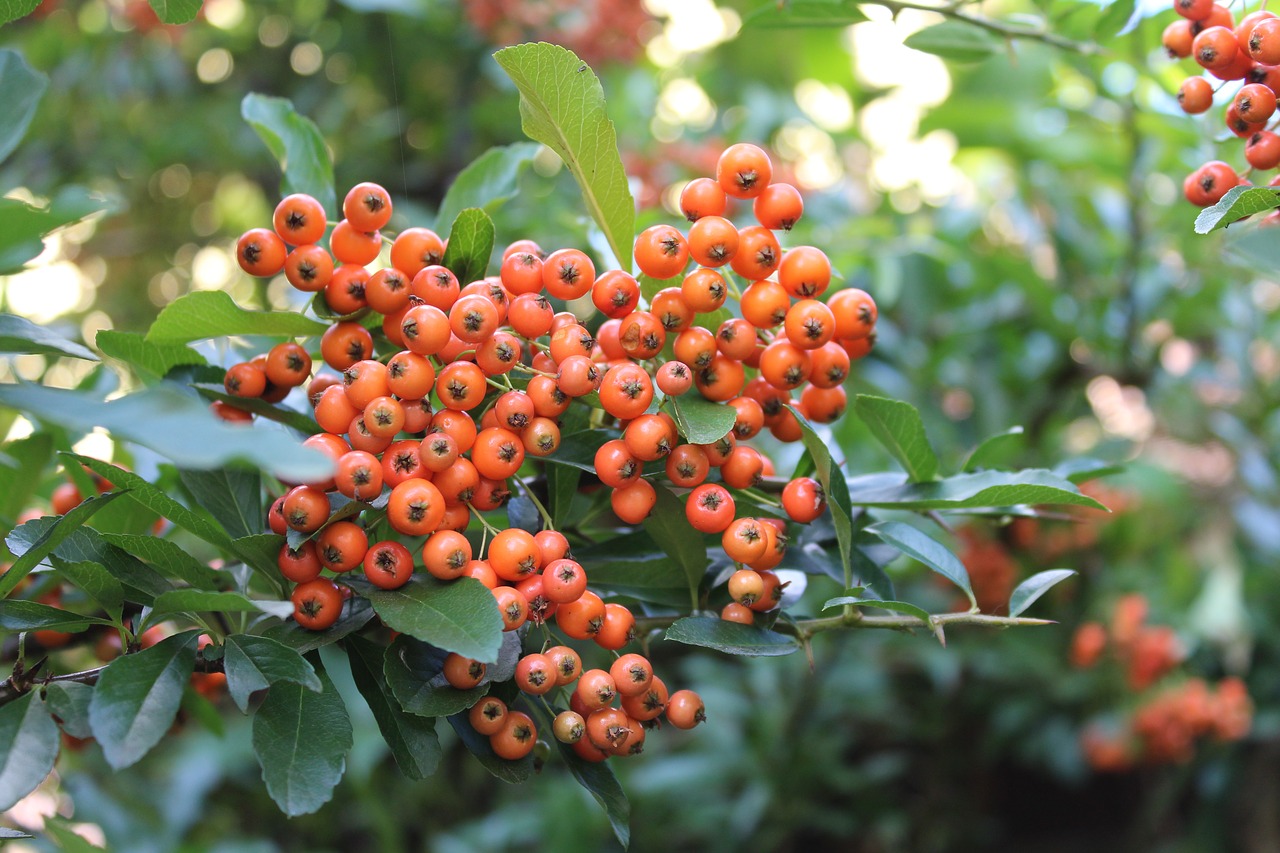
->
left=635, top=609, right=1054, bottom=638
left=877, top=0, right=1103, bottom=54
left=0, top=652, right=224, bottom=709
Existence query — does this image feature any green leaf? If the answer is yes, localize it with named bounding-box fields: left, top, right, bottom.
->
left=641, top=487, right=709, bottom=607
left=261, top=597, right=375, bottom=654
left=96, top=330, right=206, bottom=379
left=1194, top=186, right=1280, bottom=234
left=178, top=468, right=261, bottom=540
left=870, top=521, right=975, bottom=608
left=241, top=93, right=336, bottom=218
left=89, top=631, right=200, bottom=768
left=823, top=596, right=932, bottom=622
left=0, top=827, right=32, bottom=839
left=0, top=49, right=47, bottom=161
left=42, top=819, right=104, bottom=852
left=67, top=456, right=232, bottom=547
left=383, top=635, right=484, bottom=717
left=346, top=635, right=441, bottom=781
left=146, top=290, right=328, bottom=345
left=1095, top=0, right=1136, bottom=39
left=43, top=682, right=93, bottom=738
left=50, top=558, right=124, bottom=622
left=7, top=518, right=172, bottom=605
left=0, top=2, right=41, bottom=27
left=545, top=461, right=580, bottom=528
left=194, top=386, right=321, bottom=435
left=0, top=432, right=52, bottom=523
left=664, top=394, right=736, bottom=445
left=573, top=533, right=692, bottom=608
left=436, top=142, right=541, bottom=233
left=223, top=634, right=322, bottom=714
left=147, top=0, right=201, bottom=24
left=97, top=532, right=225, bottom=591
left=853, top=395, right=940, bottom=482
left=1008, top=569, right=1076, bottom=617
left=664, top=616, right=799, bottom=657
left=0, top=314, right=95, bottom=360
left=741, top=0, right=867, bottom=27
left=845, top=469, right=1107, bottom=510
left=0, top=693, right=57, bottom=812
left=149, top=590, right=294, bottom=624
left=963, top=426, right=1024, bottom=472
left=0, top=383, right=333, bottom=482
left=1053, top=458, right=1123, bottom=485
left=440, top=208, right=496, bottom=286
left=903, top=20, right=1002, bottom=62
left=346, top=576, right=503, bottom=662
left=493, top=43, right=635, bottom=270
left=790, top=406, right=856, bottom=584
left=0, top=188, right=113, bottom=275
left=0, top=493, right=124, bottom=597
left=447, top=712, right=535, bottom=783
left=252, top=662, right=351, bottom=816
left=536, top=700, right=630, bottom=847
left=0, top=600, right=106, bottom=633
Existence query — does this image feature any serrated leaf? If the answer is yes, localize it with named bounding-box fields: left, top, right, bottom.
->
left=963, top=426, right=1024, bottom=472
left=664, top=616, right=799, bottom=656
left=146, top=290, right=328, bottom=345
left=870, top=521, right=975, bottom=608
left=261, top=597, right=375, bottom=654
left=845, top=468, right=1108, bottom=510
left=7, top=518, right=172, bottom=604
left=447, top=712, right=535, bottom=783
left=0, top=314, right=96, bottom=360
left=0, top=49, right=47, bottom=161
left=241, top=93, right=336, bottom=218
left=0, top=493, right=124, bottom=597
left=441, top=208, right=495, bottom=286
left=1008, top=569, right=1076, bottom=617
left=664, top=394, right=736, bottom=444
left=904, top=21, right=1001, bottom=62
left=96, top=329, right=206, bottom=379
left=0, top=2, right=41, bottom=27
left=741, top=0, right=867, bottom=27
left=0, top=432, right=52, bottom=522
left=178, top=467, right=261, bottom=540
left=43, top=682, right=93, bottom=738
left=642, top=487, right=708, bottom=607
left=49, top=558, right=124, bottom=622
left=223, top=634, right=322, bottom=714
left=0, top=383, right=333, bottom=482
left=0, top=693, right=57, bottom=812
left=147, top=0, right=201, bottom=24
left=347, top=576, right=503, bottom=662
left=346, top=635, right=441, bottom=781
left=149, top=590, right=294, bottom=624
left=252, top=663, right=351, bottom=816
left=436, top=142, right=541, bottom=232
left=0, top=188, right=113, bottom=275
left=89, top=631, right=200, bottom=768
left=493, top=43, right=635, bottom=270
left=1194, top=186, right=1280, bottom=234
left=853, top=395, right=940, bottom=482
left=97, top=532, right=225, bottom=591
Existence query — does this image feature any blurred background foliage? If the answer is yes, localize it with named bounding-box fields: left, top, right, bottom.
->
left=3, top=0, right=1279, bottom=850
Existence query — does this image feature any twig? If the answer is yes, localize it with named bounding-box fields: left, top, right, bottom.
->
left=878, top=0, right=1102, bottom=54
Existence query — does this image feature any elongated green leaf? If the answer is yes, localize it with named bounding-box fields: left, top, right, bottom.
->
left=441, top=208, right=495, bottom=286
left=664, top=394, right=736, bottom=444
left=963, top=426, right=1024, bottom=472
left=1194, top=186, right=1280, bottom=234
left=1008, top=569, right=1076, bottom=617
left=97, top=532, right=225, bottom=591
left=822, top=596, right=932, bottom=622
left=845, top=469, right=1107, bottom=510
left=194, top=387, right=321, bottom=435
left=0, top=383, right=333, bottom=482
left=0, top=432, right=52, bottom=523
left=0, top=188, right=113, bottom=275
left=870, top=521, right=975, bottom=608
left=0, top=693, right=57, bottom=811
left=1053, top=458, right=1123, bottom=485
left=493, top=43, right=635, bottom=270
left=533, top=698, right=629, bottom=847
left=223, top=634, right=322, bottom=714
left=96, top=330, right=206, bottom=379
left=0, top=493, right=123, bottom=597
left=741, top=0, right=867, bottom=27
left=0, top=2, right=41, bottom=27
left=241, top=93, right=336, bottom=217
left=436, top=142, right=541, bottom=232
left=262, top=597, right=375, bottom=654
left=253, top=663, right=351, bottom=816
left=447, top=712, right=535, bottom=783
left=0, top=600, right=107, bottom=633
left=383, top=634, right=483, bottom=717
left=147, top=0, right=201, bottom=23
left=43, top=682, right=93, bottom=738
left=146, top=290, right=328, bottom=345
left=791, top=406, right=856, bottom=584
left=178, top=468, right=261, bottom=540
left=50, top=558, right=123, bottom=622
left=346, top=576, right=503, bottom=662
left=642, top=487, right=708, bottom=606
left=41, top=819, right=104, bottom=852
left=89, top=631, right=200, bottom=768
left=573, top=533, right=691, bottom=607
left=346, top=635, right=441, bottom=781
left=664, top=616, right=799, bottom=656
left=149, top=590, right=293, bottom=624
left=853, top=395, right=940, bottom=482
left=7, top=518, right=172, bottom=604
left=904, top=21, right=1001, bottom=62
left=545, top=461, right=580, bottom=529
left=0, top=314, right=95, bottom=360
left=0, top=49, right=47, bottom=160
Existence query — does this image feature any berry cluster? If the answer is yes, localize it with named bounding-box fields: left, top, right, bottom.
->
left=226, top=142, right=876, bottom=763
left=1073, top=594, right=1251, bottom=770
left=1165, top=0, right=1280, bottom=208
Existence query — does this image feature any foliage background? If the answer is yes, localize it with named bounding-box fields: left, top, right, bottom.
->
left=2, top=0, right=1278, bottom=850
